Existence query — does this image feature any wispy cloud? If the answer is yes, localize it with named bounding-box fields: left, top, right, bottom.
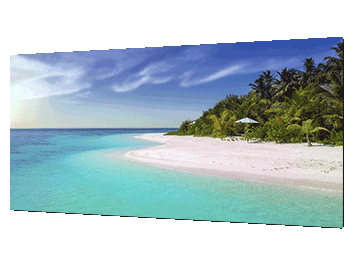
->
left=138, top=62, right=173, bottom=76
left=177, top=57, right=304, bottom=87
left=112, top=76, right=151, bottom=92
left=84, top=50, right=154, bottom=83
left=10, top=55, right=90, bottom=102
left=179, top=70, right=195, bottom=87
left=89, top=56, right=135, bottom=81
left=151, top=76, right=173, bottom=84
left=110, top=54, right=306, bottom=92
left=111, top=62, right=174, bottom=92
left=12, top=46, right=313, bottom=99
left=197, top=65, right=240, bottom=84
left=109, top=47, right=230, bottom=92
left=93, top=69, right=123, bottom=80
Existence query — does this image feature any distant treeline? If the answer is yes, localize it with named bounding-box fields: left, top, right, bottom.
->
left=165, top=41, right=344, bottom=146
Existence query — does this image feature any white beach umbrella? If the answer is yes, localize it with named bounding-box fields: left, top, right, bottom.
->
left=235, top=117, right=259, bottom=124
left=235, top=117, right=259, bottom=142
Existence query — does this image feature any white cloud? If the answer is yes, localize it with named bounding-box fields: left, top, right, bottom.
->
left=179, top=66, right=240, bottom=87
left=93, top=68, right=123, bottom=80
left=138, top=62, right=173, bottom=76
left=179, top=71, right=194, bottom=87
left=198, top=65, right=240, bottom=84
left=112, top=76, right=151, bottom=92
left=110, top=54, right=305, bottom=92
left=10, top=56, right=49, bottom=84
left=111, top=62, right=175, bottom=92
left=178, top=57, right=304, bottom=88
left=10, top=55, right=90, bottom=102
left=151, top=76, right=173, bottom=84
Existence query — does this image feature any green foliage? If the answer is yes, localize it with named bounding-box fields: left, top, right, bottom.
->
left=309, top=127, right=331, bottom=134
left=301, top=119, right=314, bottom=134
left=266, top=122, right=293, bottom=143
left=244, top=125, right=268, bottom=141
left=286, top=124, right=303, bottom=143
left=164, top=131, right=188, bottom=136
left=322, top=131, right=343, bottom=146
left=171, top=41, right=343, bottom=145
left=323, top=114, right=343, bottom=129
left=178, top=119, right=193, bottom=134
left=206, top=109, right=237, bottom=137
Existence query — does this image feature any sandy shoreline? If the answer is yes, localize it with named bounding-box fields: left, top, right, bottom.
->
left=115, top=133, right=343, bottom=192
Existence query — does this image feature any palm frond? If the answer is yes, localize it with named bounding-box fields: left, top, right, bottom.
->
left=206, top=115, right=222, bottom=134
left=290, top=117, right=301, bottom=123
left=301, top=119, right=314, bottom=134
left=286, top=124, right=302, bottom=131
left=264, top=107, right=283, bottom=114
left=275, top=116, right=284, bottom=125
left=309, top=127, right=330, bottom=134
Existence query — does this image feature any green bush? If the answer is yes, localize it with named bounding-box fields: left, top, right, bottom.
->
left=178, top=119, right=193, bottom=134
left=247, top=125, right=268, bottom=140
left=286, top=126, right=303, bottom=143
left=311, top=128, right=331, bottom=142
left=229, top=122, right=244, bottom=136
left=266, top=124, right=293, bottom=143
left=321, top=131, right=343, bottom=146
left=164, top=131, right=188, bottom=136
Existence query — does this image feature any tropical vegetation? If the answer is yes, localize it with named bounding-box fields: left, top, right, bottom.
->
left=165, top=41, right=344, bottom=146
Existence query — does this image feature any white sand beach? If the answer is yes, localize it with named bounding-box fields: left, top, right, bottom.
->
left=118, top=133, right=343, bottom=192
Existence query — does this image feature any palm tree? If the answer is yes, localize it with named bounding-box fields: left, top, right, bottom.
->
left=325, top=41, right=344, bottom=63
left=240, top=90, right=271, bottom=124
left=318, top=89, right=343, bottom=132
left=262, top=70, right=277, bottom=99
left=299, top=58, right=318, bottom=87
left=312, top=42, right=344, bottom=131
left=249, top=70, right=276, bottom=100
left=206, top=109, right=237, bottom=138
left=314, top=42, right=344, bottom=102
left=287, top=119, right=330, bottom=147
left=265, top=87, right=329, bottom=145
left=271, top=68, right=301, bottom=102
left=320, top=41, right=344, bottom=101
left=249, top=76, right=266, bottom=97
left=265, top=89, right=306, bottom=128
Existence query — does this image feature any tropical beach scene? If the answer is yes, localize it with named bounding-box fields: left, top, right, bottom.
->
left=10, top=37, right=344, bottom=228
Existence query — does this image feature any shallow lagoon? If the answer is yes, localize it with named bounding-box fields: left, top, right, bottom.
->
left=10, top=129, right=343, bottom=227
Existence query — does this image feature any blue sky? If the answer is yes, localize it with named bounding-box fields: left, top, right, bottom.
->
left=10, top=37, right=343, bottom=128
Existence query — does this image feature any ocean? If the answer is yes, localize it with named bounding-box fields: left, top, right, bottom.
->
left=10, top=128, right=343, bottom=227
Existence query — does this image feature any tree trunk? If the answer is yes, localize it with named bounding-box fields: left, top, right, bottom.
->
left=306, top=133, right=312, bottom=147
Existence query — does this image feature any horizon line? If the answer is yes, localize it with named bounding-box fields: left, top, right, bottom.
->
left=10, top=127, right=179, bottom=130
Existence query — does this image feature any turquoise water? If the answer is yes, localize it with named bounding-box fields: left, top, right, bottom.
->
left=10, top=129, right=343, bottom=227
